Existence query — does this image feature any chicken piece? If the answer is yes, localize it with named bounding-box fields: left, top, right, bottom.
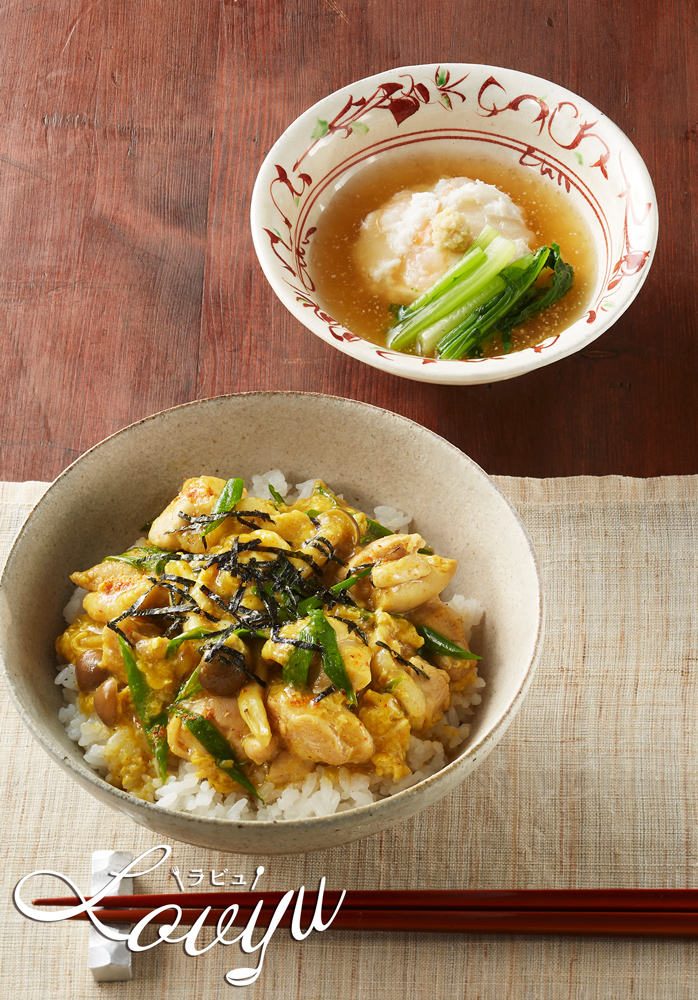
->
left=408, top=597, right=479, bottom=692
left=347, top=534, right=457, bottom=613
left=369, top=617, right=427, bottom=731
left=267, top=751, right=314, bottom=786
left=266, top=683, right=374, bottom=766
left=299, top=508, right=361, bottom=575
left=358, top=690, right=411, bottom=780
left=70, top=560, right=156, bottom=624
left=368, top=611, right=450, bottom=732
left=148, top=476, right=231, bottom=554
left=262, top=618, right=316, bottom=670
left=410, top=656, right=451, bottom=730
left=349, top=533, right=415, bottom=566
left=167, top=694, right=279, bottom=767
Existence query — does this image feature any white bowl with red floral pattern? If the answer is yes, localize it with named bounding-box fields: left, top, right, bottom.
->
left=251, top=64, right=657, bottom=385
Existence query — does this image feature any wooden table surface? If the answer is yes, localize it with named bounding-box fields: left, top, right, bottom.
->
left=0, top=0, right=694, bottom=482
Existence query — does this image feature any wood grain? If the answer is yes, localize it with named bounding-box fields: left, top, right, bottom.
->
left=0, top=0, right=695, bottom=480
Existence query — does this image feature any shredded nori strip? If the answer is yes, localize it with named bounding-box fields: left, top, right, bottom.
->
left=199, top=584, right=243, bottom=620
left=169, top=509, right=239, bottom=531
left=333, top=616, right=368, bottom=645
left=269, top=626, right=322, bottom=651
left=114, top=603, right=199, bottom=621
left=304, top=536, right=337, bottom=562
left=311, top=685, right=336, bottom=705
left=374, top=640, right=429, bottom=678
left=233, top=510, right=274, bottom=529
left=159, top=573, right=195, bottom=588
left=150, top=578, right=194, bottom=605
left=105, top=620, right=131, bottom=644
left=164, top=619, right=184, bottom=639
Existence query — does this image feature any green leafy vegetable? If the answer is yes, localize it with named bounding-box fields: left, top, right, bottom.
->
left=437, top=245, right=570, bottom=359
left=165, top=626, right=223, bottom=658
left=387, top=227, right=514, bottom=352
left=172, top=665, right=202, bottom=704
left=268, top=483, right=285, bottom=504
left=202, top=477, right=245, bottom=538
left=118, top=636, right=169, bottom=780
left=384, top=225, right=574, bottom=359
left=104, top=546, right=172, bottom=575
left=172, top=708, right=260, bottom=799
left=282, top=622, right=316, bottom=687
left=297, top=565, right=372, bottom=616
left=413, top=624, right=481, bottom=661
left=308, top=610, right=356, bottom=705
left=360, top=517, right=393, bottom=545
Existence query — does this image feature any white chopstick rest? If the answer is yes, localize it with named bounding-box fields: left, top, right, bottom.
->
left=89, top=850, right=133, bottom=982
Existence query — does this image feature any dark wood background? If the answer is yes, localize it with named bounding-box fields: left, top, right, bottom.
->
left=1, top=0, right=695, bottom=481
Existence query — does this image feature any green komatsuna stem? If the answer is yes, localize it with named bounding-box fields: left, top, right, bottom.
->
left=417, top=281, right=505, bottom=355
left=149, top=711, right=170, bottom=781
left=394, top=224, right=499, bottom=323
left=387, top=233, right=516, bottom=351
left=118, top=636, right=170, bottom=781
left=366, top=517, right=395, bottom=541
left=413, top=623, right=481, bottom=660
left=437, top=247, right=556, bottom=360
left=308, top=609, right=356, bottom=706
left=201, top=477, right=245, bottom=537
left=172, top=707, right=260, bottom=799
left=268, top=483, right=285, bottom=504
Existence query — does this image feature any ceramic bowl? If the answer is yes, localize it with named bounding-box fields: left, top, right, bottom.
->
left=0, top=393, right=543, bottom=853
left=251, top=64, right=658, bottom=385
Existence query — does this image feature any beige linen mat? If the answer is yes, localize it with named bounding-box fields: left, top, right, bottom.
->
left=1, top=476, right=697, bottom=999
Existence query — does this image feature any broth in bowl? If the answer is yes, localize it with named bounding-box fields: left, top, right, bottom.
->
left=309, top=151, right=596, bottom=359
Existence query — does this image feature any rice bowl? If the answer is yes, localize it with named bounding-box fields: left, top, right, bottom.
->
left=0, top=393, right=543, bottom=853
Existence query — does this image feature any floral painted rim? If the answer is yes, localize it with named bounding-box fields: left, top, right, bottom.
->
left=252, top=64, right=657, bottom=381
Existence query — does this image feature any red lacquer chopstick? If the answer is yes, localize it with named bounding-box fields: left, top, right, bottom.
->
left=51, top=907, right=698, bottom=939
left=33, top=888, right=698, bottom=912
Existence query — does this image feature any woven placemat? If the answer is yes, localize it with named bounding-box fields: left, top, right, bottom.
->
left=2, top=477, right=697, bottom=999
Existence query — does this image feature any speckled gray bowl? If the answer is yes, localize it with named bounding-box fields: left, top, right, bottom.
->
left=0, top=393, right=543, bottom=854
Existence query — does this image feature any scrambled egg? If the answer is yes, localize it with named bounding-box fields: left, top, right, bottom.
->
left=57, top=477, right=480, bottom=801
